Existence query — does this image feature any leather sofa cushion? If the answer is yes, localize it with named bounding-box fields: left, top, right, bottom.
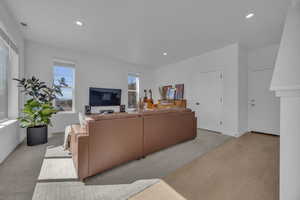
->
left=86, top=113, right=141, bottom=121
left=85, top=108, right=192, bottom=121
left=71, top=124, right=87, bottom=135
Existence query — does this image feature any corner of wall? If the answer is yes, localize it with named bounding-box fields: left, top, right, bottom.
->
left=237, top=45, right=249, bottom=135
left=0, top=0, right=25, bottom=163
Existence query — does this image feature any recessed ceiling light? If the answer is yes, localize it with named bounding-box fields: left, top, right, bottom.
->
left=163, top=52, right=167, bottom=56
left=75, top=20, right=84, bottom=26
left=245, top=13, right=255, bottom=19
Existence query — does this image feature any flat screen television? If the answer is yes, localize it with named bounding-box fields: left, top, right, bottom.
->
left=89, top=87, right=121, bottom=106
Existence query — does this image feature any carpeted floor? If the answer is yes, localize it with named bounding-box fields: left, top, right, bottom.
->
left=163, top=132, right=279, bottom=200
left=33, top=179, right=160, bottom=200
left=84, top=130, right=232, bottom=185
left=0, top=129, right=231, bottom=200
left=0, top=133, right=63, bottom=200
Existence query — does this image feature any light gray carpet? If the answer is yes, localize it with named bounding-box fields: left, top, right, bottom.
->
left=45, top=145, right=71, bottom=158
left=32, top=179, right=160, bottom=200
left=0, top=129, right=232, bottom=200
left=0, top=132, right=63, bottom=200
left=38, top=130, right=232, bottom=185
left=38, top=158, right=78, bottom=181
left=85, top=130, right=232, bottom=185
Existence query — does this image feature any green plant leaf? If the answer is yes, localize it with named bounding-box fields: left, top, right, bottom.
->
left=14, top=76, right=68, bottom=128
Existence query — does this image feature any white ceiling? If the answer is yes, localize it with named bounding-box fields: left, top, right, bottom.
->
left=4, top=0, right=290, bottom=67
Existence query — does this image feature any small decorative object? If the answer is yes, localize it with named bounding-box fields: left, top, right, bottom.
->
left=138, top=97, right=144, bottom=111
left=84, top=105, right=91, bottom=115
left=143, top=89, right=148, bottom=103
left=167, top=87, right=176, bottom=100
left=159, top=87, right=166, bottom=100
left=14, top=76, right=67, bottom=146
left=148, top=89, right=153, bottom=104
left=120, top=104, right=126, bottom=112
left=175, top=84, right=184, bottom=99
left=163, top=85, right=172, bottom=97
left=147, top=89, right=154, bottom=109
left=159, top=85, right=172, bottom=100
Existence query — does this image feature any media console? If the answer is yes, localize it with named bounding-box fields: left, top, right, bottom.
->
left=99, top=109, right=114, bottom=114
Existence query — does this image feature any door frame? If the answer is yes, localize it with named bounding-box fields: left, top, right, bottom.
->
left=189, top=70, right=224, bottom=133
left=248, top=67, right=280, bottom=135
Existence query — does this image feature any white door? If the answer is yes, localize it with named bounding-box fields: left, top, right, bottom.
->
left=189, top=71, right=223, bottom=132
left=248, top=68, right=280, bottom=135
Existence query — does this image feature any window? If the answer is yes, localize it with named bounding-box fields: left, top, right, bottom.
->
left=0, top=39, right=9, bottom=121
left=53, top=61, right=75, bottom=112
left=0, top=27, right=19, bottom=122
left=128, top=74, right=139, bottom=109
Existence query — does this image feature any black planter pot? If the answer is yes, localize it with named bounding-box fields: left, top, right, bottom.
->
left=27, top=125, right=48, bottom=146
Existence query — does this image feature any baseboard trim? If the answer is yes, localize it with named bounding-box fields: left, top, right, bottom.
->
left=198, top=128, right=222, bottom=135
left=250, top=131, right=280, bottom=136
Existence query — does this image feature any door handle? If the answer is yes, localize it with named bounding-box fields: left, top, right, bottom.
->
left=249, top=99, right=255, bottom=106
left=196, top=102, right=200, bottom=105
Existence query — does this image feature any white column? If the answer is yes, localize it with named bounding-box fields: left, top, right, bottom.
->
left=276, top=90, right=300, bottom=200
left=270, top=0, right=300, bottom=198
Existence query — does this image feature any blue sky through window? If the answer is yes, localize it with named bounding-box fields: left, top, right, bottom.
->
left=128, top=75, right=136, bottom=85
left=53, top=66, right=74, bottom=99
left=128, top=75, right=138, bottom=90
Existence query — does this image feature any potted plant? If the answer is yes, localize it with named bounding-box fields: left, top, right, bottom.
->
left=14, top=76, right=67, bottom=146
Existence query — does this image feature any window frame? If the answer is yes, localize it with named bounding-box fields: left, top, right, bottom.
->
left=0, top=37, right=9, bottom=122
left=0, top=27, right=20, bottom=125
left=52, top=60, right=76, bottom=113
left=127, top=73, right=140, bottom=110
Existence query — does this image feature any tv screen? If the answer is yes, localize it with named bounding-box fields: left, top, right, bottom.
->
left=89, top=88, right=121, bottom=106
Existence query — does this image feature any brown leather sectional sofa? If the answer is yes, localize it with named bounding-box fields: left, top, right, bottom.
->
left=70, top=108, right=197, bottom=180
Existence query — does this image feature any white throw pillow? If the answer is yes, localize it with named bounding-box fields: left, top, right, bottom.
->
left=63, top=125, right=72, bottom=150
left=78, top=112, right=86, bottom=128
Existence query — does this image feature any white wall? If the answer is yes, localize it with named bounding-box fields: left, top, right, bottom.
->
left=153, top=43, right=281, bottom=137
left=0, top=121, right=19, bottom=163
left=154, top=44, right=243, bottom=137
left=0, top=1, right=25, bottom=163
left=238, top=46, right=248, bottom=135
left=247, top=44, right=280, bottom=134
left=25, top=40, right=154, bottom=133
left=23, top=41, right=281, bottom=137
left=248, top=44, right=279, bottom=70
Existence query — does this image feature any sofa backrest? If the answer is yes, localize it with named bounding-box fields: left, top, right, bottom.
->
left=86, top=115, right=144, bottom=176
left=81, top=108, right=196, bottom=178
left=143, top=111, right=197, bottom=155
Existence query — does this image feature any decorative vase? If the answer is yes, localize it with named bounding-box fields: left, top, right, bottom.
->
left=26, top=125, right=48, bottom=146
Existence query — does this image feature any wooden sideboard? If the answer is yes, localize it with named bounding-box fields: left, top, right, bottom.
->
left=157, top=99, right=187, bottom=109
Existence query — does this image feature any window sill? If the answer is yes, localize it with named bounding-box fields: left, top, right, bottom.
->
left=0, top=119, right=18, bottom=129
